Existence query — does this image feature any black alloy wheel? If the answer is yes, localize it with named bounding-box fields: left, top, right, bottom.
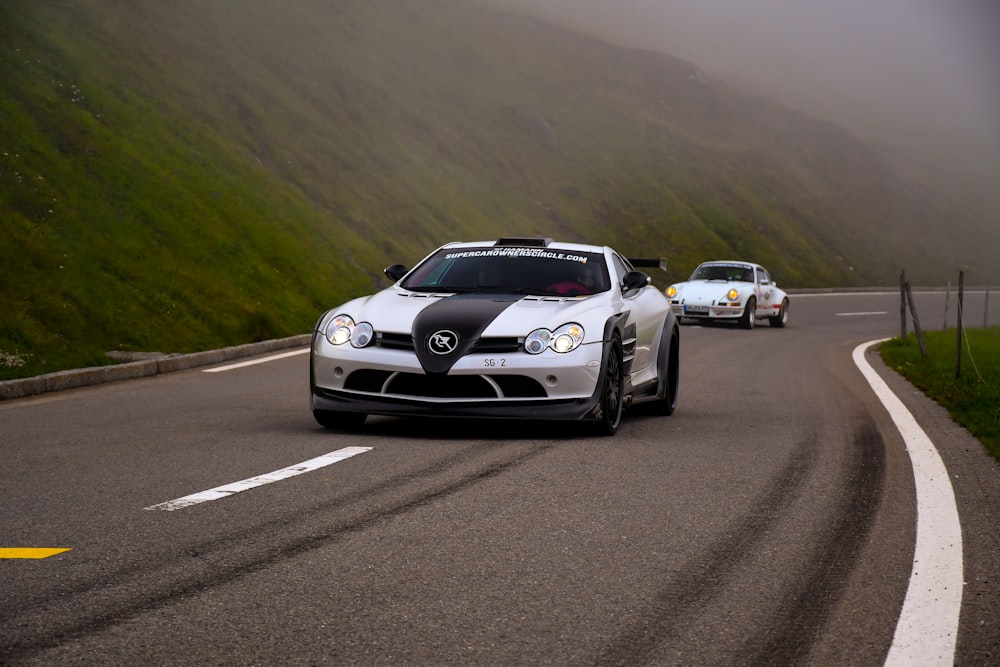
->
left=596, top=335, right=625, bottom=436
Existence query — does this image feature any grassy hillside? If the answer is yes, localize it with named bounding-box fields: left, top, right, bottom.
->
left=2, top=0, right=997, bottom=380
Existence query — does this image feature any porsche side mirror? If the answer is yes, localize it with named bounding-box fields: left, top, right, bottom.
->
left=384, top=264, right=408, bottom=282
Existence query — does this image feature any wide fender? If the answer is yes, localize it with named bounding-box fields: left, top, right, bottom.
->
left=600, top=312, right=630, bottom=357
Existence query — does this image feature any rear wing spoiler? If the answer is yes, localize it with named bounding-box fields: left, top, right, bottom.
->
left=628, top=257, right=667, bottom=272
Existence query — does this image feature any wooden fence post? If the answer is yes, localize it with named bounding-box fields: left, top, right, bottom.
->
left=899, top=271, right=907, bottom=339
left=904, top=279, right=927, bottom=358
left=985, top=287, right=990, bottom=329
left=942, top=281, right=951, bottom=331
left=956, top=271, right=964, bottom=379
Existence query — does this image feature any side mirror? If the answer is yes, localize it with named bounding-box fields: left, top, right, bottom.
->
left=384, top=264, right=408, bottom=282
left=622, top=270, right=651, bottom=292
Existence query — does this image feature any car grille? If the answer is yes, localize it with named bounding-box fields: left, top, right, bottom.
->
left=378, top=333, right=414, bottom=350
left=377, top=333, right=521, bottom=354
left=345, top=370, right=547, bottom=399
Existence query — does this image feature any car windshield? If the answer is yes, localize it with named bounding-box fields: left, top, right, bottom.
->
left=690, top=264, right=754, bottom=282
left=401, top=247, right=611, bottom=296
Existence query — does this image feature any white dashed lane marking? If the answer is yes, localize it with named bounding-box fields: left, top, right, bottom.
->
left=202, top=348, right=309, bottom=373
left=836, top=311, right=889, bottom=317
left=145, top=446, right=372, bottom=511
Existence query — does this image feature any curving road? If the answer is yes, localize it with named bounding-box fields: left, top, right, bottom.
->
left=1, top=291, right=997, bottom=665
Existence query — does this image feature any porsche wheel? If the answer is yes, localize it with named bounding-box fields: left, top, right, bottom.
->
left=739, top=297, right=756, bottom=329
left=313, top=409, right=367, bottom=430
left=769, top=298, right=789, bottom=328
left=595, top=335, right=624, bottom=436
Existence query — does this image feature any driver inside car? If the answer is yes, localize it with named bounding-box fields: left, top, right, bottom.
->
left=548, top=263, right=597, bottom=295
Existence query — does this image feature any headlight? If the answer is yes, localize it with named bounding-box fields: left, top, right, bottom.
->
left=666, top=285, right=678, bottom=298
left=327, top=317, right=376, bottom=348
left=525, top=323, right=584, bottom=354
left=325, top=314, right=355, bottom=345
left=726, top=288, right=739, bottom=301
left=350, top=322, right=374, bottom=348
left=552, top=323, right=584, bottom=353
left=524, top=329, right=551, bottom=355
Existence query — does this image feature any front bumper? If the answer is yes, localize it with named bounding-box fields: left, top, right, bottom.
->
left=311, top=387, right=600, bottom=421
left=671, top=303, right=743, bottom=319
left=310, top=332, right=607, bottom=422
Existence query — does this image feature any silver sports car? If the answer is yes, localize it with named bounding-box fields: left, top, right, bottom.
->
left=310, top=237, right=680, bottom=435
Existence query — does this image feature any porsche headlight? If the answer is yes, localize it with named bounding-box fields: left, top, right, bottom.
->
left=726, top=288, right=739, bottom=301
left=525, top=323, right=584, bottom=354
left=666, top=285, right=678, bottom=298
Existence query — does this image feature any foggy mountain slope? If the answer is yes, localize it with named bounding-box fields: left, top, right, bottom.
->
left=1, top=0, right=996, bottom=380
left=489, top=0, right=1000, bottom=219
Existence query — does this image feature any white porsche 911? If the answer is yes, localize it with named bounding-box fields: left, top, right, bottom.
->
left=310, top=237, right=680, bottom=435
left=664, top=260, right=789, bottom=329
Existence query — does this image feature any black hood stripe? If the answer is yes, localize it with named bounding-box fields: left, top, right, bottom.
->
left=412, top=294, right=521, bottom=374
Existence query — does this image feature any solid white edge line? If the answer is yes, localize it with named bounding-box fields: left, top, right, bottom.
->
left=203, top=348, right=309, bottom=373
left=852, top=339, right=963, bottom=666
left=144, top=446, right=372, bottom=511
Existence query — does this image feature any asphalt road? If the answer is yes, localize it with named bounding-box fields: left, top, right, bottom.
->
left=1, top=291, right=997, bottom=666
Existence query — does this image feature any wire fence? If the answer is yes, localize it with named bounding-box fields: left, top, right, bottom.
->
left=900, top=269, right=991, bottom=382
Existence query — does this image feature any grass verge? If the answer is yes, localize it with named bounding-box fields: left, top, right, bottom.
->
left=880, top=327, right=1000, bottom=462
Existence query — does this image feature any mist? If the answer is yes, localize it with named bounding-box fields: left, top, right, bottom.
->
left=487, top=0, right=1000, bottom=198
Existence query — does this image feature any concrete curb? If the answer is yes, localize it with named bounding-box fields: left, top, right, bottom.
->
left=0, top=334, right=312, bottom=401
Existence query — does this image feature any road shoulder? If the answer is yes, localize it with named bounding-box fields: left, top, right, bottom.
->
left=868, top=347, right=1000, bottom=665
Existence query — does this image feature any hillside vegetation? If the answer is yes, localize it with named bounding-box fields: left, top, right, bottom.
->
left=2, top=0, right=997, bottom=380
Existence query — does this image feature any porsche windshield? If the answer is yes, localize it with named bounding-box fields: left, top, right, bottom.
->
left=401, top=247, right=611, bottom=296
left=691, top=264, right=754, bottom=282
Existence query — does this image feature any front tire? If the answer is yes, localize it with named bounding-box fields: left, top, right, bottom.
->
left=739, top=297, right=756, bottom=329
left=594, top=335, right=625, bottom=436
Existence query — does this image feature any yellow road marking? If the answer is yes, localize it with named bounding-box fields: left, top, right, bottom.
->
left=0, top=548, right=72, bottom=559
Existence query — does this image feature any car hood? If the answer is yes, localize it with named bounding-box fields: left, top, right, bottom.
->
left=341, top=287, right=610, bottom=337
left=330, top=288, right=612, bottom=374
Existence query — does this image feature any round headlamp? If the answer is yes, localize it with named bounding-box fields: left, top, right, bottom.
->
left=552, top=323, right=584, bottom=353
left=326, top=314, right=355, bottom=345
left=350, top=322, right=374, bottom=348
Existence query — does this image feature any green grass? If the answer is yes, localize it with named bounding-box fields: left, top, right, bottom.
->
left=880, top=328, right=1000, bottom=461
left=2, top=0, right=998, bottom=381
